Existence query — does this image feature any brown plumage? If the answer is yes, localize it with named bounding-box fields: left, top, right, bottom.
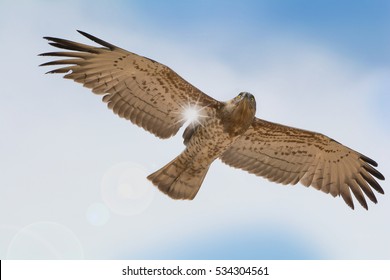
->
left=40, top=31, right=385, bottom=210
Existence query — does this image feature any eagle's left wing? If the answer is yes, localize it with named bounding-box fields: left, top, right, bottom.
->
left=220, top=118, right=385, bottom=209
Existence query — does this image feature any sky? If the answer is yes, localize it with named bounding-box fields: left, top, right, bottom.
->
left=0, top=0, right=389, bottom=259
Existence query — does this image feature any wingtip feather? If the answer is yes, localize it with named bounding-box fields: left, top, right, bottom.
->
left=360, top=154, right=378, bottom=167
left=76, top=30, right=116, bottom=50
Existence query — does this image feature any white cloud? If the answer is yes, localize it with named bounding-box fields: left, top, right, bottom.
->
left=0, top=1, right=388, bottom=259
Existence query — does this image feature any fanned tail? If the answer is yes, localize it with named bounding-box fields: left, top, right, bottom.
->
left=147, top=153, right=210, bottom=200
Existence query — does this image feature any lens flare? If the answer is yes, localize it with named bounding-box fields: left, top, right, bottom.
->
left=183, top=105, right=200, bottom=124
left=176, top=98, right=209, bottom=128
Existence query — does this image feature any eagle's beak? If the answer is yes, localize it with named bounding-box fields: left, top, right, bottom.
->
left=240, top=93, right=251, bottom=108
left=227, top=92, right=256, bottom=117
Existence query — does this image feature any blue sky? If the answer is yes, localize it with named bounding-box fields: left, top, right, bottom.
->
left=0, top=0, right=389, bottom=259
left=123, top=0, right=390, bottom=65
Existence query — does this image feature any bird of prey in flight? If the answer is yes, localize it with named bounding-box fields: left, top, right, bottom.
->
left=40, top=31, right=385, bottom=210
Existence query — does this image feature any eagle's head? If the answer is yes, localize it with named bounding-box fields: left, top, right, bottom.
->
left=228, top=92, right=256, bottom=118
left=221, top=92, right=257, bottom=136
left=232, top=92, right=256, bottom=110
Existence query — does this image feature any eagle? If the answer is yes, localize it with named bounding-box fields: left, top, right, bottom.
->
left=40, top=31, right=385, bottom=210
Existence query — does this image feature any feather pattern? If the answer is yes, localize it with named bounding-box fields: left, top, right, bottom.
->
left=40, top=30, right=220, bottom=139
left=220, top=118, right=385, bottom=209
left=40, top=31, right=385, bottom=209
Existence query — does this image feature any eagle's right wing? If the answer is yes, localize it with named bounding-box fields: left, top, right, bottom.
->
left=40, top=31, right=221, bottom=139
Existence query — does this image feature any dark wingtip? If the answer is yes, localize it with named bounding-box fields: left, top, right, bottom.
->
left=38, top=52, right=60, bottom=57
left=360, top=154, right=378, bottom=167
left=77, top=30, right=86, bottom=36
left=76, top=30, right=116, bottom=50
left=359, top=153, right=385, bottom=182
left=363, top=165, right=385, bottom=181
left=43, top=36, right=58, bottom=42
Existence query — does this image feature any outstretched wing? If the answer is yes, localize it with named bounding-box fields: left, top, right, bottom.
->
left=220, top=118, right=385, bottom=209
left=40, top=30, right=220, bottom=138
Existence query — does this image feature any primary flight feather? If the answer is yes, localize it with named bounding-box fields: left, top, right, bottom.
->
left=40, top=31, right=385, bottom=210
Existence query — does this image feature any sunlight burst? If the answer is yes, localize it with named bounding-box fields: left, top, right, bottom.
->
left=183, top=106, right=200, bottom=124
left=179, top=101, right=209, bottom=127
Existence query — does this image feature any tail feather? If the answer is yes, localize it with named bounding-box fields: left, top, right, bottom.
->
left=147, top=154, right=210, bottom=200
